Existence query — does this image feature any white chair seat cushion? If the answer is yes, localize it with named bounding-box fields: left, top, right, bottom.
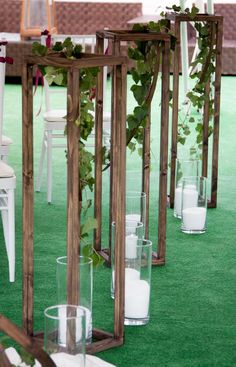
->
left=44, top=109, right=67, bottom=122
left=1, top=135, right=13, bottom=145
left=0, top=161, right=14, bottom=177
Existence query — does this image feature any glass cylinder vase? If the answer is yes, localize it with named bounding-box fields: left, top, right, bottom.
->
left=111, top=220, right=144, bottom=299
left=56, top=256, right=93, bottom=344
left=181, top=176, right=207, bottom=234
left=124, top=239, right=152, bottom=326
left=174, top=158, right=200, bottom=218
left=126, top=191, right=146, bottom=231
left=44, top=304, right=86, bottom=366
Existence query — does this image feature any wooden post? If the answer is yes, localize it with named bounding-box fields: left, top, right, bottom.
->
left=169, top=20, right=181, bottom=209
left=94, top=36, right=104, bottom=251
left=155, top=39, right=170, bottom=264
left=210, top=17, right=223, bottom=207
left=22, top=62, right=34, bottom=336
left=66, top=68, right=80, bottom=306
left=113, top=63, right=126, bottom=341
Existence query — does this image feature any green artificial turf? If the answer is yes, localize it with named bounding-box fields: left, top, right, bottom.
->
left=0, top=75, right=236, bottom=366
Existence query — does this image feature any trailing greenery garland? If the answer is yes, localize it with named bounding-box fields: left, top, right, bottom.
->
left=166, top=5, right=216, bottom=156
left=128, top=4, right=217, bottom=158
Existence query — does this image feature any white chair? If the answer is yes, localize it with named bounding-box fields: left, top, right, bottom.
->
left=0, top=160, right=16, bottom=282
left=35, top=34, right=111, bottom=203
left=0, top=41, right=13, bottom=162
left=0, top=40, right=16, bottom=282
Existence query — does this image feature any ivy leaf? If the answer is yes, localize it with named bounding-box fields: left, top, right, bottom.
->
left=128, top=47, right=143, bottom=61
left=133, top=105, right=148, bottom=123
left=138, top=147, right=143, bottom=157
left=52, top=41, right=63, bottom=52
left=189, top=5, right=199, bottom=19
left=183, top=126, right=191, bottom=135
left=127, top=114, right=138, bottom=130
left=172, top=5, right=181, bottom=12
left=128, top=141, right=136, bottom=152
left=199, top=26, right=209, bottom=37
left=54, top=73, right=64, bottom=85
left=189, top=117, right=195, bottom=123
left=178, top=136, right=186, bottom=145
left=72, top=44, right=83, bottom=58
left=82, top=244, right=93, bottom=257
left=130, top=68, right=140, bottom=84
left=81, top=217, right=98, bottom=237
left=92, top=251, right=104, bottom=268
left=195, top=123, right=203, bottom=133
left=196, top=134, right=202, bottom=144
left=130, top=84, right=146, bottom=105
left=32, top=42, right=47, bottom=56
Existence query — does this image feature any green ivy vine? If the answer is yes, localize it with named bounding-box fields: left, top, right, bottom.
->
left=127, top=4, right=217, bottom=158
left=126, top=19, right=174, bottom=155
left=166, top=4, right=216, bottom=156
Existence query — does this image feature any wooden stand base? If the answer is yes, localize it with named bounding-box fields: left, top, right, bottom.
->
left=99, top=248, right=165, bottom=267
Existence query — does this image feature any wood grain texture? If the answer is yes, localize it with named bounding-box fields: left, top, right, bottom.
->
left=22, top=63, right=34, bottom=336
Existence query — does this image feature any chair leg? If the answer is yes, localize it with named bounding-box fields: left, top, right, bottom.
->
left=7, top=189, right=15, bottom=282
left=1, top=208, right=8, bottom=248
left=47, top=130, right=53, bottom=203
left=1, top=189, right=15, bottom=282
left=36, top=131, right=47, bottom=192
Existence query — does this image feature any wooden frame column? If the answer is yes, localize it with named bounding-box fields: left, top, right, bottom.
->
left=22, top=52, right=127, bottom=353
left=169, top=14, right=223, bottom=209
left=95, top=30, right=171, bottom=266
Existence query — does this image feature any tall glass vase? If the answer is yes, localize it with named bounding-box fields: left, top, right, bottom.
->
left=124, top=239, right=152, bottom=326
left=111, top=220, right=144, bottom=299
left=126, top=191, right=146, bottom=232
left=56, top=256, right=93, bottom=344
left=174, top=158, right=200, bottom=218
left=44, top=304, right=86, bottom=366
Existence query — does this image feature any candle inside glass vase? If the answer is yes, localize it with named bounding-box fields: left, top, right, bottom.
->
left=174, top=158, right=200, bottom=218
left=111, top=221, right=144, bottom=299
left=181, top=176, right=207, bottom=234
left=124, top=239, right=152, bottom=326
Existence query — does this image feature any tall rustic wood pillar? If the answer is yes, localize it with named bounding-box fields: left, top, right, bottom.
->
left=96, top=30, right=171, bottom=265
left=168, top=14, right=223, bottom=209
left=22, top=52, right=127, bottom=353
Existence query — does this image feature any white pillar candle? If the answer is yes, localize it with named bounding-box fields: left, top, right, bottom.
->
left=112, top=268, right=140, bottom=297
left=58, top=306, right=91, bottom=345
left=182, top=188, right=198, bottom=210
left=125, top=267, right=140, bottom=281
left=125, top=279, right=150, bottom=319
left=174, top=186, right=182, bottom=217
left=182, top=207, right=207, bottom=231
left=126, top=214, right=141, bottom=234
left=125, top=234, right=138, bottom=259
